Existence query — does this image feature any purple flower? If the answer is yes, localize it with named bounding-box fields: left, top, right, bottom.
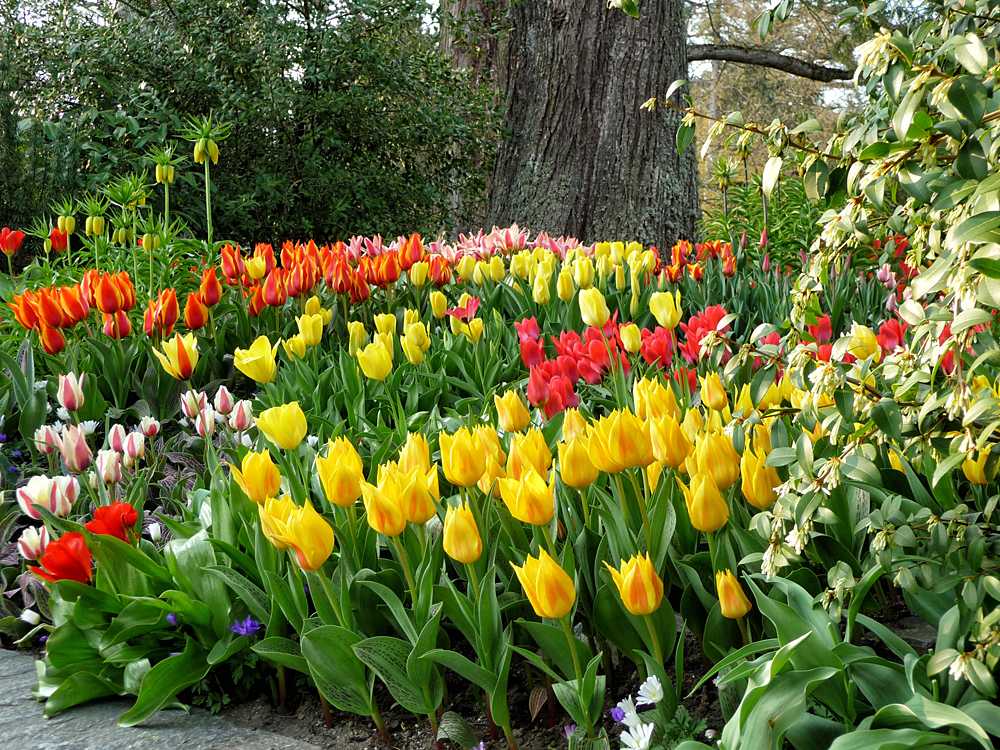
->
left=0, top=433, right=7, bottom=443
left=303, top=583, right=310, bottom=596
left=8, top=466, right=18, bottom=474
left=611, top=706, right=625, bottom=723
left=11, top=450, right=21, bottom=459
left=167, top=613, right=178, bottom=626
left=39, top=635, right=48, bottom=643
left=229, top=615, right=261, bottom=637
left=563, top=725, right=576, bottom=739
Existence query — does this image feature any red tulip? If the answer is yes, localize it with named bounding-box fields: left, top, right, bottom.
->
left=39, top=324, right=66, bottom=354
left=526, top=365, right=550, bottom=407
left=49, top=228, right=68, bottom=253
left=30, top=532, right=92, bottom=584
left=85, top=501, right=139, bottom=543
left=200, top=268, right=223, bottom=306
left=184, top=291, right=209, bottom=330
left=0, top=227, right=25, bottom=256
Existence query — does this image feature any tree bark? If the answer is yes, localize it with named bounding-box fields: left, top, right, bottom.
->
left=488, top=0, right=699, bottom=245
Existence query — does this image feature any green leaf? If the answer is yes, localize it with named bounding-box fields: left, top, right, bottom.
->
left=118, top=637, right=210, bottom=726
left=252, top=636, right=309, bottom=674
left=353, top=636, right=433, bottom=714
left=205, top=565, right=269, bottom=623
left=44, top=671, right=126, bottom=718
left=518, top=620, right=593, bottom=682
left=871, top=398, right=902, bottom=443
left=423, top=649, right=497, bottom=693
left=301, top=626, right=371, bottom=716
left=436, top=711, right=480, bottom=750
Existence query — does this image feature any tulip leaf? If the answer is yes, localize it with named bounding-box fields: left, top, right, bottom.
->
left=253, top=636, right=310, bottom=674
left=92, top=533, right=172, bottom=585
left=436, top=711, right=480, bottom=750
left=164, top=531, right=231, bottom=637
left=100, top=601, right=167, bottom=650
left=422, top=649, right=497, bottom=694
left=264, top=571, right=303, bottom=634
left=407, top=604, right=443, bottom=686
left=44, top=671, right=127, bottom=718
left=518, top=620, right=593, bottom=682
left=205, top=565, right=269, bottom=623
left=356, top=579, right=419, bottom=643
left=118, top=637, right=210, bottom=726
left=354, top=636, right=436, bottom=714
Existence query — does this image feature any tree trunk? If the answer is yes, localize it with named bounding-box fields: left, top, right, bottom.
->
left=488, top=0, right=699, bottom=245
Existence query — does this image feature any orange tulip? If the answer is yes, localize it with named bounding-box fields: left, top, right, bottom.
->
left=184, top=291, right=209, bottom=330
left=201, top=267, right=223, bottom=306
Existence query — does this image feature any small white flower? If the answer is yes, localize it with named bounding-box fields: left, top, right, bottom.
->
left=241, top=432, right=254, bottom=448
left=79, top=420, right=99, bottom=436
left=616, top=696, right=642, bottom=729
left=20, top=609, right=40, bottom=626
left=56, top=406, right=70, bottom=422
left=33, top=381, right=48, bottom=392
left=147, top=522, right=162, bottom=542
left=178, top=417, right=189, bottom=428
left=307, top=435, right=319, bottom=448
left=636, top=675, right=663, bottom=706
left=620, top=723, right=654, bottom=750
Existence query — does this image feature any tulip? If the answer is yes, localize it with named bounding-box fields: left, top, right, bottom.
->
left=305, top=296, right=333, bottom=325
left=478, top=452, right=505, bottom=498
left=317, top=438, right=364, bottom=507
left=153, top=332, right=199, bottom=380
left=229, top=400, right=254, bottom=431
left=558, top=437, right=598, bottom=489
left=440, top=427, right=486, bottom=487
left=575, top=257, right=595, bottom=289
left=963, top=450, right=993, bottom=485
left=409, top=261, right=429, bottom=287
left=86, top=501, right=138, bottom=542
left=562, top=408, right=589, bottom=442
left=235, top=335, right=279, bottom=383
left=123, top=432, right=145, bottom=465
left=512, top=548, right=576, bottom=620
left=200, top=267, right=223, bottom=307
left=184, top=291, right=209, bottom=330
left=57, top=372, right=85, bottom=412
left=649, top=414, right=693, bottom=469
left=619, top=323, right=641, bottom=354
left=490, top=255, right=505, bottom=281
left=214, top=385, right=235, bottom=416
left=246, top=255, right=267, bottom=281
left=38, top=324, right=66, bottom=355
left=495, top=390, right=531, bottom=433
left=30, top=532, right=92, bottom=584
left=588, top=410, right=650, bottom=473
left=258, top=494, right=296, bottom=549
left=180, top=390, right=207, bottom=420
left=456, top=255, right=476, bottom=282
left=847, top=323, right=881, bottom=362
left=138, top=417, right=160, bottom=439
left=273, top=499, right=336, bottom=572
left=679, top=472, right=728, bottom=532
left=741, top=446, right=780, bottom=509
left=16, top=476, right=60, bottom=519
left=34, top=425, right=60, bottom=455
left=361, top=477, right=407, bottom=537
left=195, top=408, right=216, bottom=438
left=430, top=291, right=448, bottom=318
left=281, top=334, right=307, bottom=360
left=649, top=291, right=682, bottom=329
left=60, top=424, right=92, bottom=473
left=18, top=527, right=49, bottom=561
left=692, top=431, right=740, bottom=490
left=230, top=449, right=282, bottom=505
left=499, top=468, right=555, bottom=526
left=392, top=464, right=438, bottom=525
left=532, top=269, right=551, bottom=305
left=579, top=287, right=610, bottom=329
left=700, top=372, right=728, bottom=411
left=96, top=449, right=122, bottom=484
left=557, top=268, right=575, bottom=303
left=344, top=321, right=366, bottom=358
left=358, top=338, right=393, bottom=381
left=443, top=502, right=482, bottom=564
left=0, top=227, right=25, bottom=257
left=398, top=432, right=432, bottom=475
left=605, top=553, right=663, bottom=616
left=462, top=318, right=485, bottom=344
left=402, top=329, right=425, bottom=365
left=716, top=569, right=752, bottom=619
left=257, top=402, right=308, bottom=451
left=507, top=428, right=552, bottom=481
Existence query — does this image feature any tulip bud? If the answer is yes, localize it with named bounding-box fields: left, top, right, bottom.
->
left=443, top=502, right=482, bottom=564
left=430, top=291, right=448, bottom=319
left=123, top=432, right=145, bottom=464
left=196, top=408, right=217, bottom=438
left=557, top=267, right=575, bottom=303
left=18, top=526, right=49, bottom=561
left=229, top=400, right=254, bottom=431
left=511, top=548, right=576, bottom=620
left=619, top=322, right=641, bottom=353
left=700, top=372, right=728, bottom=412
left=214, top=385, right=235, bottom=416
left=532, top=269, right=552, bottom=305
left=649, top=291, right=682, bottom=329
left=579, top=287, right=610, bottom=328
left=97, top=449, right=122, bottom=484
left=141, top=416, right=161, bottom=438
left=759, top=228, right=768, bottom=250
left=741, top=446, right=779, bottom=509
left=180, top=390, right=208, bottom=420
left=558, top=437, right=598, bottom=489
left=107, top=423, right=126, bottom=453
left=53, top=475, right=81, bottom=508
left=57, top=372, right=86, bottom=412
left=679, top=472, right=728, bottom=533
left=495, top=390, right=531, bottom=433
left=34, top=425, right=60, bottom=455
left=716, top=569, right=752, bottom=619
left=60, top=424, right=93, bottom=473
left=605, top=553, right=663, bottom=616
left=409, top=261, right=429, bottom=287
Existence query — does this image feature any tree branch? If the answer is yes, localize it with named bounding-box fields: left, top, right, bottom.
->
left=686, top=44, right=854, bottom=82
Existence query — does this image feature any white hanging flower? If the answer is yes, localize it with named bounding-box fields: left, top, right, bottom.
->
left=636, top=675, right=663, bottom=706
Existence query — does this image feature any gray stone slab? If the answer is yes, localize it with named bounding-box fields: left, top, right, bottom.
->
left=0, top=650, right=321, bottom=750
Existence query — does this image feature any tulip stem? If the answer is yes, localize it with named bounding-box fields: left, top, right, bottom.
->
left=560, top=616, right=594, bottom=739
left=370, top=697, right=390, bottom=740
left=316, top=566, right=346, bottom=628
left=345, top=503, right=359, bottom=564
left=706, top=530, right=717, bottom=575
left=465, top=562, right=481, bottom=600
left=737, top=616, right=751, bottom=646
left=578, top=487, right=590, bottom=528
left=540, top=524, right=558, bottom=559
left=393, top=536, right=419, bottom=609
left=644, top=615, right=664, bottom=666
left=627, top=469, right=653, bottom=555
left=613, top=474, right=629, bottom=525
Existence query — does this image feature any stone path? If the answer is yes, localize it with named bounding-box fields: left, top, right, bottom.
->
left=0, top=649, right=321, bottom=750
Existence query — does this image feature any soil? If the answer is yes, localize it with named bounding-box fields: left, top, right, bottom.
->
left=223, top=629, right=723, bottom=750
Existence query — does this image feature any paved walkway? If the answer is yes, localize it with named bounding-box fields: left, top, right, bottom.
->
left=0, top=649, right=321, bottom=750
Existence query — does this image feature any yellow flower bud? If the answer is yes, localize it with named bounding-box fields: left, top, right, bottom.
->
left=649, top=291, right=682, bottom=329
left=557, top=267, right=575, bottom=303
left=700, top=372, right=728, bottom=411
left=620, top=322, right=641, bottom=354
left=347, top=321, right=367, bottom=357
left=579, top=287, right=610, bottom=328
left=575, top=257, right=595, bottom=289
left=512, top=548, right=576, bottom=619
left=316, top=438, right=364, bottom=507
left=741, top=446, right=779, bottom=509
left=443, top=502, right=482, bottom=564
left=558, top=437, right=599, bottom=489
left=410, top=261, right=429, bottom=287
left=358, top=339, right=393, bottom=381
left=679, top=472, right=729, bottom=533
left=257, top=402, right=308, bottom=451
left=230, top=449, right=282, bottom=505
left=430, top=291, right=448, bottom=319
left=296, top=313, right=323, bottom=347
left=716, top=569, right=752, bottom=619
left=495, top=390, right=531, bottom=433
left=605, top=553, right=663, bottom=616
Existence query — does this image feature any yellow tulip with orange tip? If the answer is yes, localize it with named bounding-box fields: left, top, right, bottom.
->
left=512, top=548, right=576, bottom=620
left=741, top=446, right=780, bottom=509
left=478, top=452, right=506, bottom=498
left=271, top=499, right=336, bottom=572
left=361, top=475, right=407, bottom=537
left=691, top=431, right=740, bottom=490
left=679, top=472, right=729, bottom=533
left=507, top=428, right=552, bottom=481
left=732, top=384, right=754, bottom=417
left=750, top=419, right=772, bottom=455
left=382, top=462, right=437, bottom=525
left=257, top=402, right=308, bottom=451
left=475, top=424, right=506, bottom=466
left=649, top=414, right=693, bottom=469
left=558, top=437, right=598, bottom=489
left=605, top=553, right=663, bottom=616
left=440, top=427, right=486, bottom=487
left=716, top=569, right=752, bottom=619
left=443, top=502, right=482, bottom=564
left=230, top=448, right=281, bottom=505
left=495, top=390, right=531, bottom=433
left=700, top=372, right=728, bottom=411
left=562, top=408, right=589, bottom=442
left=964, top=449, right=995, bottom=485
left=499, top=468, right=555, bottom=526
left=259, top=494, right=296, bottom=550
left=316, top=438, right=364, bottom=507
left=588, top=409, right=650, bottom=474
left=153, top=332, right=199, bottom=380
left=234, top=335, right=278, bottom=383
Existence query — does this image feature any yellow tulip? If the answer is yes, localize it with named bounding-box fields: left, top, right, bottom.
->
left=512, top=548, right=576, bottom=620
left=281, top=334, right=307, bottom=360
left=647, top=461, right=663, bottom=492
left=848, top=323, right=881, bottom=362
left=478, top=452, right=506, bottom=498
left=495, top=390, right=531, bottom=433
left=619, top=323, right=641, bottom=354
left=605, top=553, right=663, bottom=616
left=741, top=446, right=780, bottom=509
left=562, top=408, right=589, bottom=442
left=374, top=313, right=396, bottom=337
left=716, top=569, right=752, bottom=619
left=398, top=432, right=432, bottom=475
left=259, top=494, right=296, bottom=549
left=649, top=290, right=682, bottom=329
left=456, top=255, right=477, bottom=282
left=430, top=291, right=448, bottom=318
left=272, top=499, right=335, bottom=572
left=575, top=257, right=595, bottom=289
left=649, top=414, right=693, bottom=470
left=499, top=469, right=554, bottom=526
left=443, top=502, right=482, bottom=564
left=461, top=318, right=485, bottom=344
left=532, top=269, right=551, bottom=305
left=888, top=449, right=904, bottom=473
left=579, top=287, right=610, bottom=328
left=751, top=420, right=772, bottom=455
left=507, top=428, right=552, bottom=481
left=475, top=425, right=506, bottom=464
left=347, top=321, right=367, bottom=357
left=558, top=437, right=598, bottom=489
left=305, top=296, right=333, bottom=325
left=153, top=332, right=200, bottom=380
left=596, top=255, right=613, bottom=285
left=358, top=339, right=393, bottom=381
left=403, top=309, right=420, bottom=330
left=692, top=431, right=740, bottom=490
left=391, top=463, right=437, bottom=525
left=257, top=402, right=308, bottom=450
left=361, top=476, right=407, bottom=537
left=440, top=427, right=486, bottom=487
left=588, top=410, right=650, bottom=473
left=557, top=268, right=575, bottom=303
left=700, top=372, right=728, bottom=411
left=246, top=255, right=267, bottom=281
left=486, top=255, right=503, bottom=281
left=234, top=335, right=278, bottom=383
left=679, top=472, right=729, bottom=533
left=682, top=408, right=704, bottom=443
left=409, top=261, right=429, bottom=287
left=402, top=331, right=425, bottom=365
left=510, top=253, right=530, bottom=280
left=593, top=242, right=611, bottom=260
left=296, top=313, right=323, bottom=347
left=230, top=449, right=281, bottom=505
left=316, top=438, right=364, bottom=507
left=733, top=384, right=754, bottom=417
left=964, top=450, right=993, bottom=485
